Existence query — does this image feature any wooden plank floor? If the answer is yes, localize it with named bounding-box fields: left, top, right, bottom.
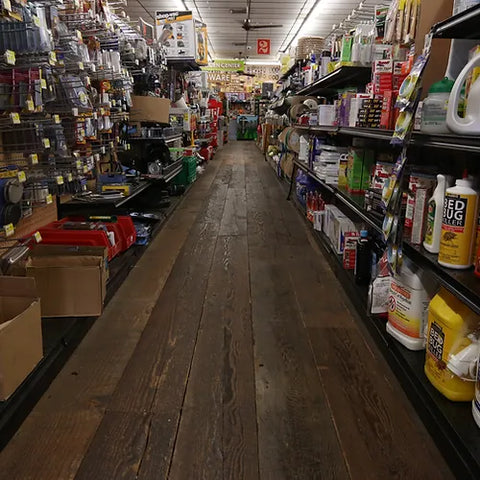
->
left=0, top=141, right=454, bottom=480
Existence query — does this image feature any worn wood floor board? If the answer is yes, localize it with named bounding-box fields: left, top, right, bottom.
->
left=308, top=327, right=454, bottom=480
left=219, top=188, right=247, bottom=236
left=249, top=254, right=350, bottom=480
left=246, top=157, right=349, bottom=479
left=74, top=155, right=230, bottom=479
left=166, top=235, right=258, bottom=480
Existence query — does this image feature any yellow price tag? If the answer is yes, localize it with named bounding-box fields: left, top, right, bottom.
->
left=33, top=15, right=41, bottom=27
left=34, top=231, right=42, bottom=243
left=56, top=175, right=63, bottom=185
left=43, top=138, right=51, bottom=148
left=76, top=160, right=82, bottom=169
left=3, top=223, right=14, bottom=237
left=10, top=112, right=20, bottom=124
left=67, top=173, right=73, bottom=182
left=49, top=51, right=57, bottom=65
left=111, top=100, right=116, bottom=107
left=26, top=99, right=34, bottom=112
left=30, top=153, right=38, bottom=165
left=100, top=108, right=105, bottom=115
left=76, top=30, right=83, bottom=42
left=109, top=141, right=114, bottom=148
left=83, top=165, right=88, bottom=173
left=46, top=194, right=53, bottom=204
left=17, top=171, right=26, bottom=183
left=4, top=50, right=14, bottom=65
left=40, top=79, right=47, bottom=89
left=78, top=62, right=84, bottom=70
left=53, top=114, right=60, bottom=124
left=3, top=0, right=12, bottom=12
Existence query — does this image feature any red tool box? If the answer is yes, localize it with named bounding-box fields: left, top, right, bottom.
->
left=36, top=216, right=136, bottom=260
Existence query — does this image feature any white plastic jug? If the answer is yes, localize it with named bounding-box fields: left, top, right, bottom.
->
left=447, top=53, right=480, bottom=135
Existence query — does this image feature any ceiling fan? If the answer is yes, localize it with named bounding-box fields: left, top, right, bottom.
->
left=232, top=0, right=283, bottom=31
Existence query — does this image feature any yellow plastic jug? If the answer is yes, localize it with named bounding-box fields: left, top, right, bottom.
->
left=425, top=287, right=480, bottom=401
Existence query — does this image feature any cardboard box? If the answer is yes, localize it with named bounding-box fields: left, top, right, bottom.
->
left=130, top=96, right=171, bottom=124
left=26, top=246, right=108, bottom=317
left=0, top=276, right=42, bottom=400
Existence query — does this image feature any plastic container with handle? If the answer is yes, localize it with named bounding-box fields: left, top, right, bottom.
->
left=447, top=52, right=480, bottom=135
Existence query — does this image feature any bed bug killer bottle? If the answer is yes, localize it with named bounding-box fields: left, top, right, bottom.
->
left=438, top=179, right=479, bottom=269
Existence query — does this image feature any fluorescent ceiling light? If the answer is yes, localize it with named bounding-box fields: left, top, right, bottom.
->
left=279, top=0, right=326, bottom=54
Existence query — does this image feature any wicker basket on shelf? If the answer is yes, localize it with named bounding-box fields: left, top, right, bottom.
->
left=296, top=36, right=325, bottom=60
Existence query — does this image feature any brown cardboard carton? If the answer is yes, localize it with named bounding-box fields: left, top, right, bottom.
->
left=26, top=246, right=108, bottom=317
left=0, top=276, right=42, bottom=400
left=130, top=96, right=171, bottom=124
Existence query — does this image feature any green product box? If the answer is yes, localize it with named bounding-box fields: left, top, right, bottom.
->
left=361, top=149, right=375, bottom=192
left=347, top=147, right=364, bottom=193
left=341, top=35, right=353, bottom=63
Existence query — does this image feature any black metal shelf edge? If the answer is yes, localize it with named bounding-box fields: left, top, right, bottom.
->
left=432, top=4, right=480, bottom=39
left=403, top=242, right=480, bottom=317
left=294, top=125, right=480, bottom=153
left=296, top=66, right=372, bottom=96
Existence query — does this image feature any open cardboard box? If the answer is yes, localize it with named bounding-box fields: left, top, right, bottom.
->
left=0, top=276, right=42, bottom=400
left=26, top=245, right=108, bottom=318
left=130, top=96, right=171, bottom=124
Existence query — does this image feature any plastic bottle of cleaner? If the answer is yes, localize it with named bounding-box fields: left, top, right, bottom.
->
left=386, top=259, right=435, bottom=350
left=473, top=356, right=480, bottom=427
left=438, top=179, right=479, bottom=269
left=425, top=288, right=480, bottom=401
left=424, top=174, right=454, bottom=253
left=447, top=52, right=480, bottom=135
left=421, top=78, right=454, bottom=134
left=354, top=230, right=371, bottom=285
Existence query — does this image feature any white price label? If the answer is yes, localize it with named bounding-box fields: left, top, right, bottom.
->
left=40, top=79, right=47, bottom=89
left=34, top=231, right=42, bottom=243
left=26, top=99, right=34, bottom=112
left=43, top=138, right=51, bottom=148
left=17, top=171, right=26, bottom=183
left=56, top=175, right=63, bottom=185
left=10, top=112, right=20, bottom=124
left=67, top=173, right=73, bottom=182
left=53, top=114, right=61, bottom=124
left=72, top=108, right=79, bottom=117
left=46, top=194, right=53, bottom=204
left=30, top=153, right=38, bottom=165
left=83, top=165, right=88, bottom=173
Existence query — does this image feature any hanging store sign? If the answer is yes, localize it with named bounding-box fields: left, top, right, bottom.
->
left=195, top=20, right=208, bottom=65
left=257, top=39, right=271, bottom=55
left=207, top=72, right=232, bottom=82
left=202, top=59, right=245, bottom=72
left=156, top=11, right=196, bottom=59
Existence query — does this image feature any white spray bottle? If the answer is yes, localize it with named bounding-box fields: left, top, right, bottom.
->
left=424, top=174, right=454, bottom=253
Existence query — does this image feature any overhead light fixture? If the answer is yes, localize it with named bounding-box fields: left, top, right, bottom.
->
left=278, top=0, right=326, bottom=54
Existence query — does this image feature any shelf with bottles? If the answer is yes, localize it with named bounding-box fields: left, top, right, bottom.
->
left=431, top=3, right=480, bottom=39
left=290, top=157, right=480, bottom=480
left=295, top=66, right=373, bottom=96
left=294, top=124, right=480, bottom=154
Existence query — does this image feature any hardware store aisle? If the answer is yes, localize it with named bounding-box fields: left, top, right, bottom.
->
left=0, top=142, right=453, bottom=480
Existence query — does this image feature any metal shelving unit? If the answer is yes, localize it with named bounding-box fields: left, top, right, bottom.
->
left=431, top=4, right=480, bottom=39
left=287, top=159, right=480, bottom=479
left=295, top=125, right=480, bottom=153
left=296, top=66, right=372, bottom=96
